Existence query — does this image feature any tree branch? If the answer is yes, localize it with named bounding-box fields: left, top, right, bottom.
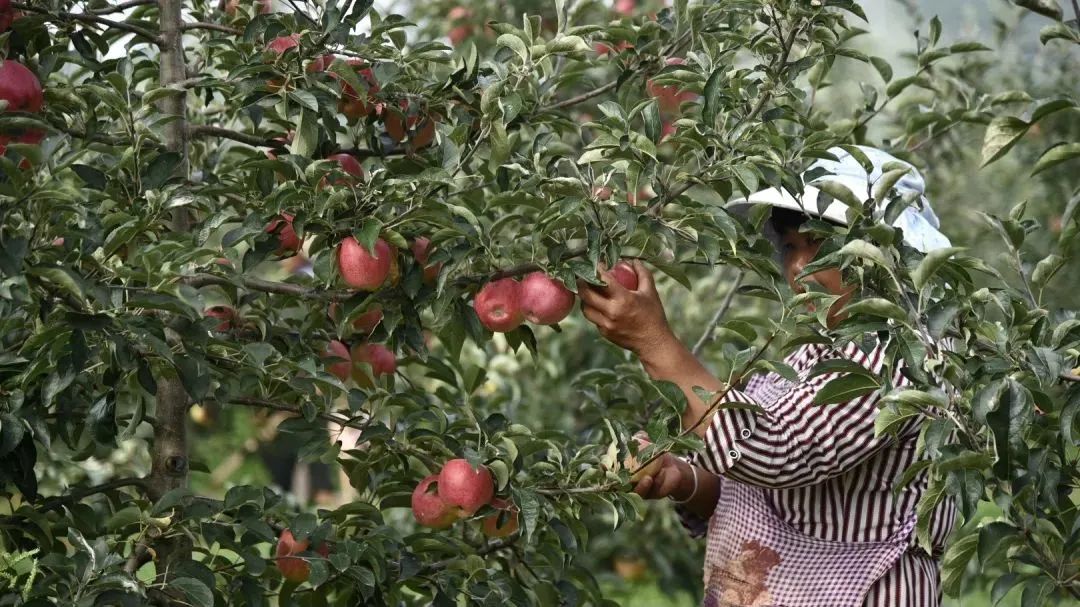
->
left=32, top=478, right=148, bottom=514
left=420, top=537, right=518, bottom=573
left=13, top=3, right=161, bottom=44
left=226, top=397, right=370, bottom=431
left=179, top=273, right=355, bottom=301
left=691, top=270, right=745, bottom=356
left=188, top=125, right=280, bottom=148
left=181, top=21, right=241, bottom=36
left=538, top=81, right=619, bottom=113
left=88, top=0, right=158, bottom=15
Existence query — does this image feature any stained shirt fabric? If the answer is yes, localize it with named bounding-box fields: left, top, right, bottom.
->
left=678, top=339, right=957, bottom=606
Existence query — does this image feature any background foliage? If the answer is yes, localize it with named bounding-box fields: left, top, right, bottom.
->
left=0, top=0, right=1078, bottom=605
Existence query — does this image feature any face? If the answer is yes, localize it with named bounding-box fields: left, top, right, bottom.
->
left=778, top=228, right=854, bottom=328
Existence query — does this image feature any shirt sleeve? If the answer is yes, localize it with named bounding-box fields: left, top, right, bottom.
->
left=693, top=341, right=918, bottom=489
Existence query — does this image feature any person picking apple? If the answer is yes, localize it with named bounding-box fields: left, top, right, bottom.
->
left=578, top=146, right=957, bottom=607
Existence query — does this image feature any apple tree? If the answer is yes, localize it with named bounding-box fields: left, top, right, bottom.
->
left=0, top=0, right=1078, bottom=605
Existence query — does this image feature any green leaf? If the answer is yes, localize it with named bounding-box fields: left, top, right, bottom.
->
left=841, top=298, right=909, bottom=324
left=883, top=389, right=946, bottom=409
left=701, top=67, right=725, bottom=126
left=143, top=152, right=181, bottom=190
left=869, top=56, right=893, bottom=83
left=71, top=164, right=107, bottom=190
left=814, top=179, right=864, bottom=209
left=806, top=358, right=878, bottom=380
left=293, top=109, right=319, bottom=158
left=978, top=521, right=1019, bottom=564
left=1013, top=0, right=1063, bottom=20
left=28, top=267, right=87, bottom=307
left=836, top=239, right=890, bottom=268
left=1031, top=142, right=1080, bottom=176
left=911, top=246, right=965, bottom=290
left=812, top=374, right=880, bottom=405
left=940, top=533, right=976, bottom=597
left=171, top=577, right=214, bottom=607
left=981, top=116, right=1030, bottom=166
left=1039, top=22, right=1080, bottom=45
left=497, top=34, right=529, bottom=60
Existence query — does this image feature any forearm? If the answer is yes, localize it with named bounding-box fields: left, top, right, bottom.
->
left=639, top=333, right=726, bottom=439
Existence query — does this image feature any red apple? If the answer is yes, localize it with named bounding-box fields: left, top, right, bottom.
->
left=0, top=0, right=17, bottom=33
left=336, top=237, right=392, bottom=291
left=384, top=100, right=437, bottom=149
left=221, top=0, right=272, bottom=17
left=614, top=0, right=636, bottom=16
left=593, top=186, right=613, bottom=201
left=265, top=213, right=302, bottom=254
left=306, top=53, right=335, bottom=73
left=447, top=6, right=474, bottom=45
left=323, top=340, right=352, bottom=382
left=411, top=475, right=459, bottom=529
left=267, top=34, right=299, bottom=55
left=438, top=459, right=494, bottom=515
left=647, top=58, right=695, bottom=115
left=594, top=40, right=633, bottom=56
left=319, top=152, right=365, bottom=189
left=474, top=278, right=525, bottom=332
left=275, top=529, right=329, bottom=584
left=329, top=303, right=383, bottom=334
left=0, top=61, right=44, bottom=127
left=350, top=342, right=396, bottom=387
left=410, top=237, right=442, bottom=284
left=610, top=261, right=639, bottom=291
left=332, top=59, right=380, bottom=122
left=204, top=305, right=236, bottom=332
left=520, top=272, right=575, bottom=325
left=481, top=498, right=519, bottom=538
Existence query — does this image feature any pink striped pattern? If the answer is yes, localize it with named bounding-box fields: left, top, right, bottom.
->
left=682, top=340, right=957, bottom=605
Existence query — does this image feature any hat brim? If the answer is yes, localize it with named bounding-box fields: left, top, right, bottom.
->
left=725, top=185, right=850, bottom=226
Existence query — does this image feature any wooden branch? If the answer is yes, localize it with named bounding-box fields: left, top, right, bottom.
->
left=420, top=537, right=518, bottom=573
left=181, top=21, right=241, bottom=36
left=179, top=273, right=355, bottom=301
left=13, top=3, right=161, bottom=44
left=188, top=125, right=279, bottom=148
left=88, top=0, right=157, bottom=15
left=227, top=397, right=370, bottom=431
left=537, top=81, right=619, bottom=113
left=691, top=270, right=745, bottom=357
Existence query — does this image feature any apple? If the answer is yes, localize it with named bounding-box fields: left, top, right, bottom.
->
left=594, top=40, right=633, bottom=56
left=647, top=58, right=695, bottom=115
left=410, top=237, right=442, bottom=284
left=623, top=436, right=662, bottom=483
left=265, top=213, right=302, bottom=254
left=267, top=33, right=300, bottom=55
left=593, top=186, right=613, bottom=201
left=264, top=131, right=294, bottom=160
left=447, top=6, right=474, bottom=45
left=411, top=475, right=459, bottom=529
left=275, top=529, right=329, bottom=584
left=328, top=303, right=383, bottom=334
left=334, top=59, right=382, bottom=120
left=336, top=237, right=393, bottom=291
left=520, top=272, right=575, bottom=325
left=610, top=261, right=639, bottom=291
left=323, top=340, right=352, bottom=382
left=320, top=152, right=365, bottom=189
left=350, top=342, right=396, bottom=387
left=438, top=459, right=494, bottom=515
left=221, top=0, right=272, bottom=17
left=480, top=498, right=519, bottom=538
left=204, top=305, right=236, bottom=332
left=0, top=0, right=18, bottom=33
left=614, top=0, right=636, bottom=16
left=0, top=61, right=45, bottom=168
left=384, top=100, right=437, bottom=149
left=473, top=278, right=525, bottom=332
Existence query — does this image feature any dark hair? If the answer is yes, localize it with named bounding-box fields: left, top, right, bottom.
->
left=769, top=207, right=811, bottom=236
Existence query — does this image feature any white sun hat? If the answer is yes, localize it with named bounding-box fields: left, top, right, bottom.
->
left=726, top=145, right=952, bottom=253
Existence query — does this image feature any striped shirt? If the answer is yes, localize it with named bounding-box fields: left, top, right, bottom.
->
left=679, top=339, right=957, bottom=606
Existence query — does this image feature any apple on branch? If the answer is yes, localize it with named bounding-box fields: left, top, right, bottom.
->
left=481, top=498, right=520, bottom=538
left=274, top=529, right=329, bottom=584
left=410, top=236, right=442, bottom=284
left=520, top=272, right=575, bottom=325
left=0, top=60, right=45, bottom=169
left=336, top=237, right=393, bottom=291
left=323, top=340, right=352, bottom=383
left=264, top=213, right=303, bottom=255
left=437, top=458, right=494, bottom=516
left=350, top=342, right=396, bottom=388
left=411, top=475, right=460, bottom=529
left=473, top=278, right=525, bottom=332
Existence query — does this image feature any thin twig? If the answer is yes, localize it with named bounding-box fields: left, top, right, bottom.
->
left=88, top=0, right=157, bottom=15
left=13, top=3, right=162, bottom=44
left=691, top=271, right=745, bottom=356
left=537, top=81, right=619, bottom=113
left=181, top=21, right=241, bottom=36
left=188, top=125, right=279, bottom=148
left=178, top=273, right=354, bottom=300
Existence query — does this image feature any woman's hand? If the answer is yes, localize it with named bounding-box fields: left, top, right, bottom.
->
left=576, top=261, right=677, bottom=357
left=632, top=452, right=693, bottom=501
